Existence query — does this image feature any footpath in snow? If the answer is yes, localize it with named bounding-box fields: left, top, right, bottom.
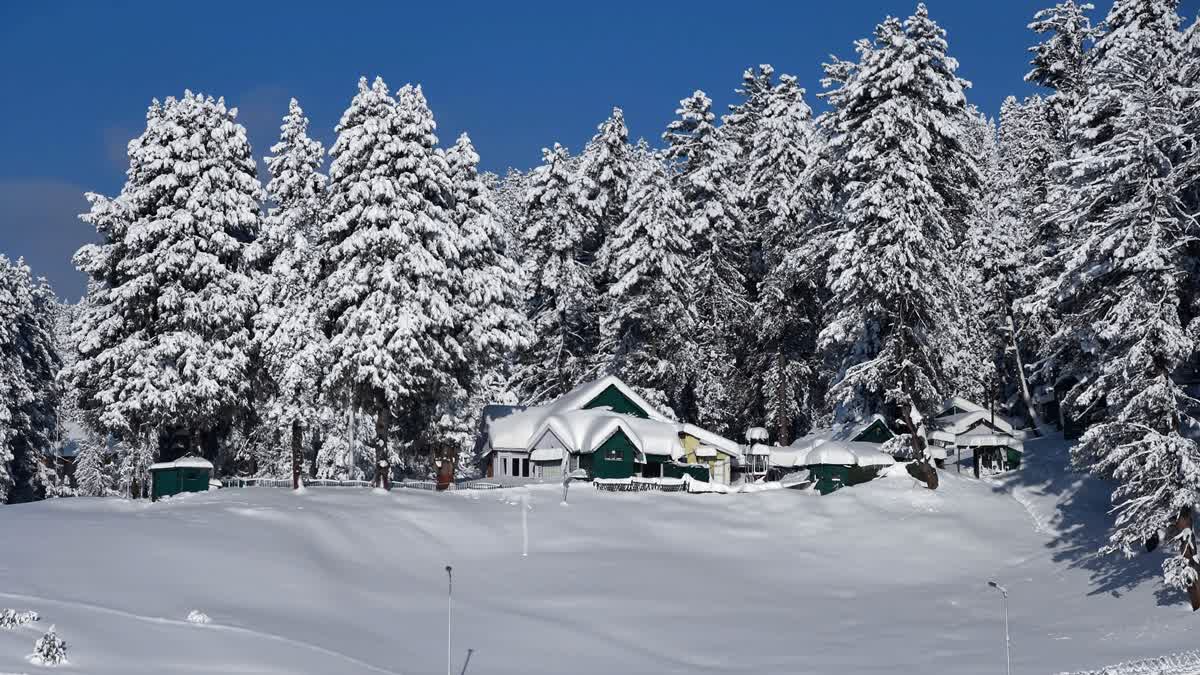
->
left=0, top=435, right=1196, bottom=674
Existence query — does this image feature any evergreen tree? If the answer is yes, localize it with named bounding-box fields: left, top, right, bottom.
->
left=318, top=78, right=461, bottom=485
left=254, top=98, right=328, bottom=488
left=0, top=256, right=61, bottom=503
left=1026, top=1, right=1097, bottom=142
left=748, top=74, right=824, bottom=443
left=68, top=92, right=262, bottom=468
left=577, top=107, right=634, bottom=261
left=513, top=143, right=599, bottom=403
left=596, top=156, right=693, bottom=413
left=1031, top=0, right=1200, bottom=603
left=664, top=90, right=748, bottom=434
left=819, top=6, right=980, bottom=474
left=74, top=432, right=113, bottom=497
left=436, top=133, right=529, bottom=463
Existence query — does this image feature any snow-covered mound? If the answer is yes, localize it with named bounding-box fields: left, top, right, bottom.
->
left=0, top=435, right=1194, bottom=674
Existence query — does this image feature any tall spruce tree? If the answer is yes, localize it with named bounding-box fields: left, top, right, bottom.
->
left=1026, top=1, right=1097, bottom=142
left=577, top=107, right=634, bottom=264
left=1031, top=0, right=1200, bottom=606
left=664, top=90, right=748, bottom=434
left=0, top=257, right=61, bottom=503
left=68, top=92, right=262, bottom=485
left=435, top=133, right=530, bottom=463
left=254, top=98, right=328, bottom=488
left=819, top=6, right=980, bottom=478
left=748, top=74, right=824, bottom=443
left=595, top=156, right=693, bottom=414
left=513, top=143, right=599, bottom=404
left=318, top=77, right=461, bottom=486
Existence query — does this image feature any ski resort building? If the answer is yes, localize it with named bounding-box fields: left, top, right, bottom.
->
left=477, top=376, right=744, bottom=485
left=926, top=397, right=1025, bottom=477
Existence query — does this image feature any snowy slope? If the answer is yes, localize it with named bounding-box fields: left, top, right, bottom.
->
left=0, top=435, right=1195, bottom=674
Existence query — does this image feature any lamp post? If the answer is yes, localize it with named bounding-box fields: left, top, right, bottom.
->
left=987, top=580, right=1011, bottom=675
left=446, top=566, right=453, bottom=675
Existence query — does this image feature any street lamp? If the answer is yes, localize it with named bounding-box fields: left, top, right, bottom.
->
left=446, top=566, right=453, bottom=675
left=987, top=581, right=1011, bottom=675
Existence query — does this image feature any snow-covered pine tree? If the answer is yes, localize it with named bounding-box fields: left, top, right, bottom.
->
left=577, top=108, right=635, bottom=264
left=512, top=143, right=600, bottom=404
left=1025, top=1, right=1097, bottom=143
left=68, top=92, right=262, bottom=472
left=594, top=154, right=693, bottom=413
left=663, top=90, right=748, bottom=434
left=723, top=64, right=777, bottom=306
left=1032, top=0, right=1200, bottom=605
left=747, top=74, right=825, bottom=443
left=318, top=78, right=461, bottom=485
left=254, top=98, right=328, bottom=488
left=995, top=96, right=1056, bottom=428
left=435, top=133, right=529, bottom=465
left=819, top=6, right=980, bottom=476
left=74, top=431, right=113, bottom=497
left=0, top=257, right=62, bottom=503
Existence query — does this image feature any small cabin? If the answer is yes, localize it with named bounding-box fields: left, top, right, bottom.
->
left=149, top=457, right=214, bottom=502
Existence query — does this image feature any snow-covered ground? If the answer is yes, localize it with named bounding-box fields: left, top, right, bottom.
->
left=1, top=435, right=1196, bottom=674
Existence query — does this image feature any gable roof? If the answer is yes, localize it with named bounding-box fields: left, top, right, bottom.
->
left=787, top=414, right=892, bottom=450
left=480, top=376, right=736, bottom=463
left=551, top=375, right=673, bottom=422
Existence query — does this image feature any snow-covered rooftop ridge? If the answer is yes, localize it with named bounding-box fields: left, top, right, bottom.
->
left=680, top=423, right=742, bottom=458
left=483, top=376, right=741, bottom=462
left=149, top=456, right=213, bottom=471
left=529, top=409, right=684, bottom=459
left=550, top=375, right=673, bottom=423
left=771, top=440, right=895, bottom=468
left=787, top=413, right=890, bottom=449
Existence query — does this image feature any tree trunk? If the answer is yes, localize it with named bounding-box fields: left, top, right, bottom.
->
left=1179, top=507, right=1200, bottom=612
left=898, top=406, right=938, bottom=490
left=291, top=420, right=303, bottom=490
left=1006, top=310, right=1045, bottom=433
left=376, top=406, right=391, bottom=491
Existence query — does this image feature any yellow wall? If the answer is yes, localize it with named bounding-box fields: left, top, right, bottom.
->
left=679, top=433, right=731, bottom=484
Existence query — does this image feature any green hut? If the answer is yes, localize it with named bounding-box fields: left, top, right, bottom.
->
left=150, top=457, right=214, bottom=502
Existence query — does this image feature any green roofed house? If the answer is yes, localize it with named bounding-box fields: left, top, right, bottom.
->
left=476, top=376, right=741, bottom=485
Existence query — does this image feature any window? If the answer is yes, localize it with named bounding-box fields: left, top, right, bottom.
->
left=522, top=458, right=530, bottom=477
left=605, top=448, right=623, bottom=461
left=502, top=457, right=508, bottom=475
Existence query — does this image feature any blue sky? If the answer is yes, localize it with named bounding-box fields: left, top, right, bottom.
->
left=1, top=0, right=1196, bottom=299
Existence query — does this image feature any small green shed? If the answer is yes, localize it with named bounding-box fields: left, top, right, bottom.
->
left=150, top=457, right=214, bottom=502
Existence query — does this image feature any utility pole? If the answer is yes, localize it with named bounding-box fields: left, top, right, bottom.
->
left=988, top=581, right=1011, bottom=675
left=446, top=566, right=453, bottom=675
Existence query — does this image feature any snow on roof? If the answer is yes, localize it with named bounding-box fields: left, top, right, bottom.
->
left=680, top=424, right=743, bottom=459
left=149, top=456, right=214, bottom=471
left=768, top=446, right=806, bottom=468
left=530, top=447, right=563, bottom=462
left=528, top=409, right=685, bottom=459
left=746, top=427, right=770, bottom=441
left=852, top=450, right=897, bottom=467
left=802, top=441, right=859, bottom=466
left=934, top=410, right=1016, bottom=436
left=482, top=376, right=736, bottom=464
left=549, top=375, right=673, bottom=423
left=799, top=441, right=890, bottom=467
left=936, top=396, right=988, bottom=417
left=694, top=446, right=718, bottom=459
left=788, top=414, right=891, bottom=451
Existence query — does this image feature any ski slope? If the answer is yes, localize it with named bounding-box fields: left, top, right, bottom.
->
left=0, top=436, right=1195, bottom=674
